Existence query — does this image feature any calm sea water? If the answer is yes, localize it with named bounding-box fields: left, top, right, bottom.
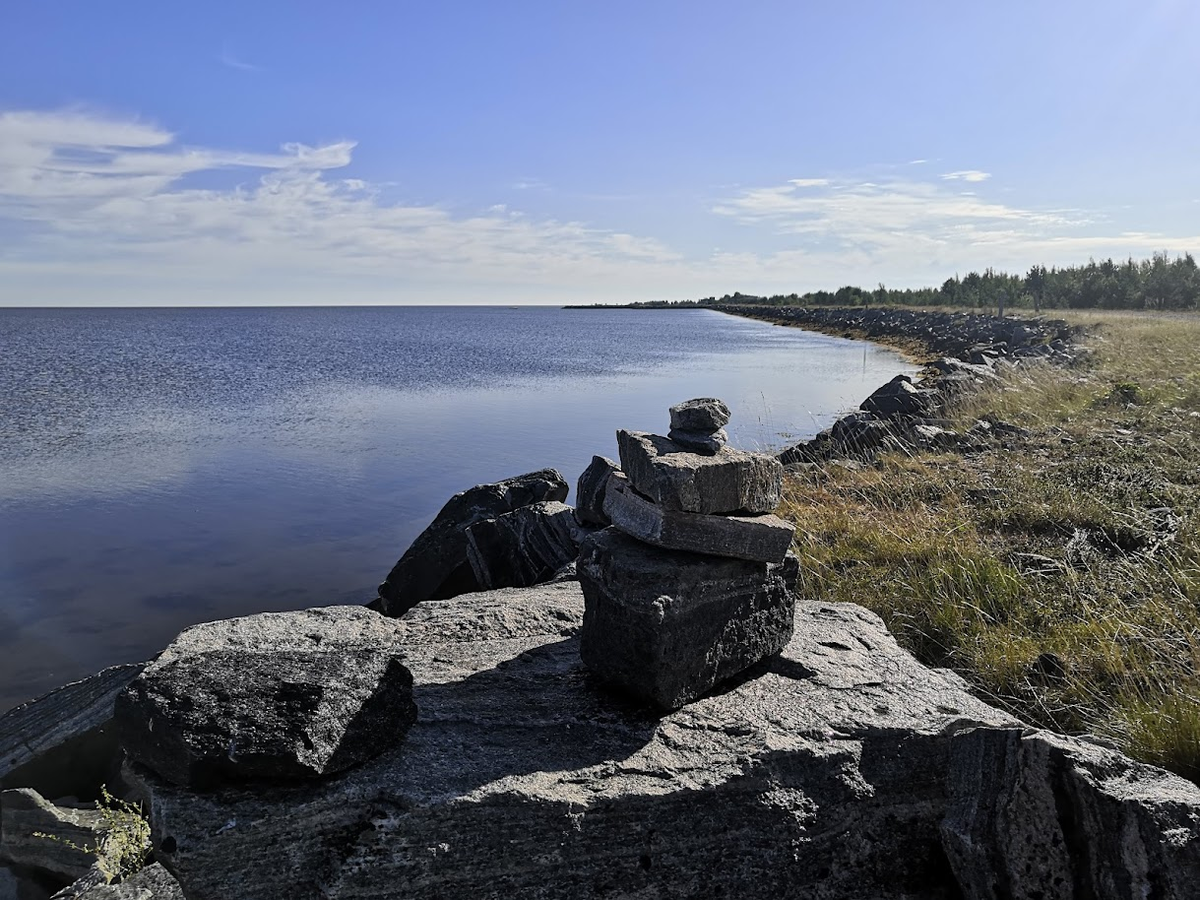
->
left=0, top=306, right=915, bottom=711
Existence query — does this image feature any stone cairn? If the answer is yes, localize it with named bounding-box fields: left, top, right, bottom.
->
left=575, top=398, right=798, bottom=710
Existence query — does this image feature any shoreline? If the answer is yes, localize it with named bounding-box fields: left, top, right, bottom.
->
left=4, top=307, right=1200, bottom=898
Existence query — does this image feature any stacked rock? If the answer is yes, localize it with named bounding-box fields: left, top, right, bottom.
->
left=666, top=397, right=730, bottom=455
left=577, top=398, right=798, bottom=711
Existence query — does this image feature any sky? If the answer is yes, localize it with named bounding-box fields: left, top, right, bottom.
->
left=2, top=1, right=1199, bottom=306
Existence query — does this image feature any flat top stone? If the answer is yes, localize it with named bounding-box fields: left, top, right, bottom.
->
left=617, top=429, right=782, bottom=515
left=602, top=472, right=794, bottom=564
left=669, top=397, right=731, bottom=433
left=156, top=605, right=406, bottom=662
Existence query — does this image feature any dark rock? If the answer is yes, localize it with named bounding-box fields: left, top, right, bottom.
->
left=114, top=607, right=417, bottom=788
left=666, top=427, right=727, bottom=455
left=51, top=862, right=183, bottom=899
left=616, top=430, right=782, bottom=515
left=602, top=472, right=794, bottom=563
left=573, top=456, right=619, bottom=527
left=860, top=375, right=936, bottom=417
left=967, top=347, right=1003, bottom=365
left=909, top=423, right=961, bottom=451
left=0, top=867, right=19, bottom=900
left=546, top=560, right=577, bottom=582
left=668, top=397, right=731, bottom=433
left=929, top=357, right=999, bottom=381
left=124, top=582, right=1038, bottom=900
left=966, top=418, right=1029, bottom=447
left=3, top=866, right=55, bottom=900
left=464, top=501, right=588, bottom=591
left=376, top=468, right=568, bottom=616
left=577, top=528, right=795, bottom=709
left=1029, top=652, right=1067, bottom=683
left=942, top=726, right=1200, bottom=900
left=1, top=665, right=144, bottom=801
left=829, top=412, right=893, bottom=453
left=0, top=789, right=103, bottom=884
left=934, top=370, right=984, bottom=398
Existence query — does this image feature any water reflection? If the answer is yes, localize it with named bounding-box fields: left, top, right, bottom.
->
left=0, top=307, right=915, bottom=710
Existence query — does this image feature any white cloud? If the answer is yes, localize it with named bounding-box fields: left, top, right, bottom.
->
left=713, top=175, right=1081, bottom=241
left=0, top=109, right=689, bottom=304
left=709, top=172, right=1200, bottom=291
left=1, top=108, right=1197, bottom=305
left=219, top=52, right=261, bottom=73
left=940, top=170, right=991, bottom=183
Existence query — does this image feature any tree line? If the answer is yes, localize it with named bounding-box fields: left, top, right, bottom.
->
left=688, top=251, right=1200, bottom=312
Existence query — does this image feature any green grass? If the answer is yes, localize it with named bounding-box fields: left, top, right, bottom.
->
left=778, top=310, right=1200, bottom=780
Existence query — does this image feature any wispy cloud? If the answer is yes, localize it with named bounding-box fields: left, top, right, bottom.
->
left=0, top=109, right=685, bottom=304
left=219, top=42, right=262, bottom=72
left=710, top=171, right=1200, bottom=289
left=941, top=170, right=991, bottom=183
left=2, top=109, right=1197, bottom=305
left=714, top=174, right=1079, bottom=240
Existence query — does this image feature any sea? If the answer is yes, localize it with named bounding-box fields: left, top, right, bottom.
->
left=0, top=305, right=916, bottom=712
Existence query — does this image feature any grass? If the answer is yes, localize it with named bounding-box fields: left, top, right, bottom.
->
left=778, top=310, right=1200, bottom=780
left=35, top=786, right=151, bottom=885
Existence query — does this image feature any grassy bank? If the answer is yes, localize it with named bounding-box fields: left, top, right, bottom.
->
left=778, top=310, right=1200, bottom=779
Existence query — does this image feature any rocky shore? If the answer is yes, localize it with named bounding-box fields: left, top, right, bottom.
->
left=714, top=304, right=1080, bottom=362
left=715, top=305, right=1081, bottom=464
left=3, top=310, right=1199, bottom=900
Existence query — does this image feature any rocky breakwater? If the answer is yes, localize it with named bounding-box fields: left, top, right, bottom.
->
left=712, top=305, right=1086, bottom=463
left=714, top=304, right=1078, bottom=362
left=577, top=399, right=798, bottom=710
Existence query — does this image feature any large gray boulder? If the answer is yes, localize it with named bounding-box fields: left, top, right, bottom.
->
left=942, top=726, right=1200, bottom=900
left=602, top=472, right=794, bottom=563
left=118, top=581, right=1200, bottom=900
left=577, top=528, right=796, bottom=709
left=114, top=607, right=416, bottom=788
left=376, top=469, right=568, bottom=616
left=616, top=430, right=782, bottom=515
left=464, top=501, right=588, bottom=591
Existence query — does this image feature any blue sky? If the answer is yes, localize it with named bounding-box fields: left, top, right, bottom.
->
left=2, top=1, right=1198, bottom=305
